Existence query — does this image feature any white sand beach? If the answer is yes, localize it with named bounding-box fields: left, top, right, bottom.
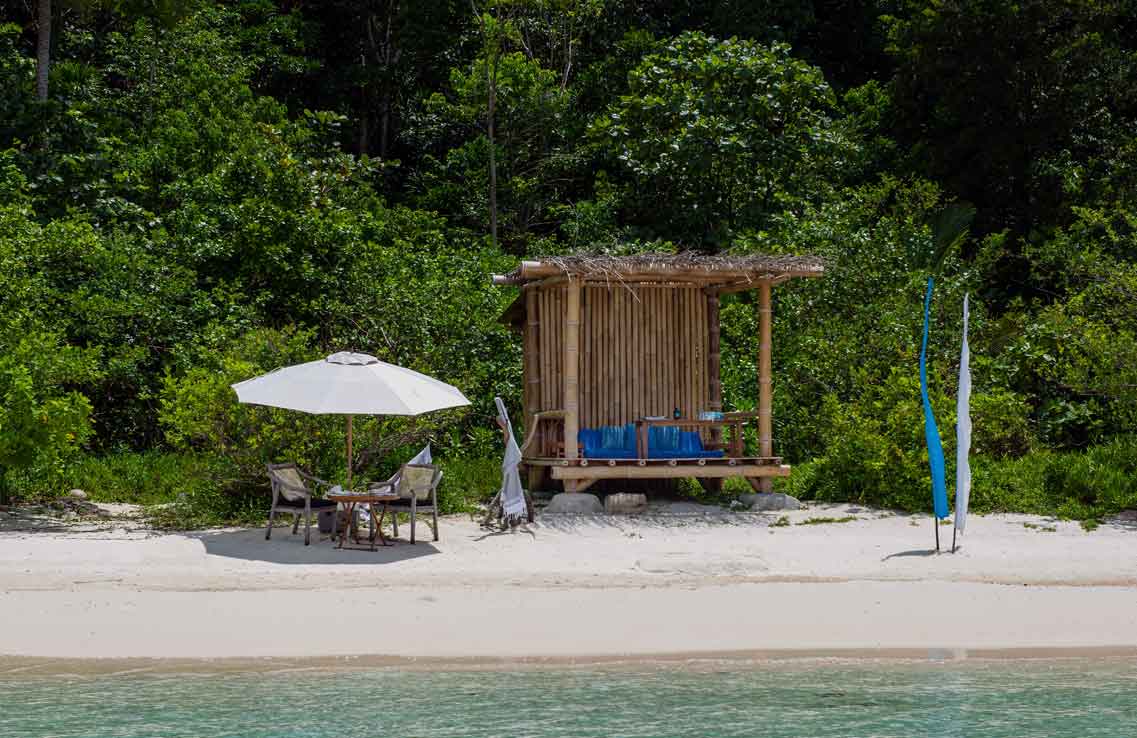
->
left=2, top=503, right=1136, bottom=662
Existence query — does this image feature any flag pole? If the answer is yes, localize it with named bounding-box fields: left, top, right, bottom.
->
left=951, top=525, right=957, bottom=554
left=935, top=515, right=940, bottom=552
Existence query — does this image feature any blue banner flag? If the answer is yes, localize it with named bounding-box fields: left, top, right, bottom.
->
left=920, top=277, right=950, bottom=519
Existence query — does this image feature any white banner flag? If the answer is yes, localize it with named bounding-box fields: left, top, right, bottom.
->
left=955, top=294, right=972, bottom=534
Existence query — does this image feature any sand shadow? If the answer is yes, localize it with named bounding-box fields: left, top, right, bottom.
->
left=533, top=510, right=770, bottom=534
left=190, top=527, right=439, bottom=565
left=474, top=525, right=537, bottom=541
left=881, top=549, right=940, bottom=561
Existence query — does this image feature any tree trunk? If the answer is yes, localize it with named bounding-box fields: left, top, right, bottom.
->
left=36, top=0, right=51, bottom=101
left=487, top=53, right=499, bottom=248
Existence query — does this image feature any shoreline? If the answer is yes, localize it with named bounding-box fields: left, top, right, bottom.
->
left=5, top=647, right=1137, bottom=677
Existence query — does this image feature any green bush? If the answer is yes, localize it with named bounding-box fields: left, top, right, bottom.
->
left=435, top=456, right=501, bottom=515
left=788, top=368, right=950, bottom=512
left=968, top=452, right=1054, bottom=515
left=1041, top=436, right=1137, bottom=519
left=62, top=451, right=231, bottom=507
left=145, top=484, right=270, bottom=530
left=970, top=388, right=1035, bottom=457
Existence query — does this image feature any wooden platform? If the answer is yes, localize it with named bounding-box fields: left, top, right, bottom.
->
left=549, top=464, right=790, bottom=481
left=524, top=456, right=790, bottom=481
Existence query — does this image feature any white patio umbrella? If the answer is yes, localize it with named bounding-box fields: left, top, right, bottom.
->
left=231, top=351, right=470, bottom=485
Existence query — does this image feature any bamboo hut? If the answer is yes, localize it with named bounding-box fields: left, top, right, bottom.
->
left=492, top=253, right=824, bottom=494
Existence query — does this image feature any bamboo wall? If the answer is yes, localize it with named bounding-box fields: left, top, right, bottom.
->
left=522, top=282, right=712, bottom=447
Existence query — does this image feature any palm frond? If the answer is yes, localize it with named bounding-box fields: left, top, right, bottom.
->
left=927, top=203, right=976, bottom=273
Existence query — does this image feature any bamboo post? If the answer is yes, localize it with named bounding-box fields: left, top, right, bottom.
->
left=525, top=287, right=540, bottom=433
left=757, top=281, right=773, bottom=492
left=707, top=293, right=722, bottom=448
left=563, top=279, right=581, bottom=491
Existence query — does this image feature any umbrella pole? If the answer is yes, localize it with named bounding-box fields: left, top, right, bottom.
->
left=346, top=416, right=353, bottom=488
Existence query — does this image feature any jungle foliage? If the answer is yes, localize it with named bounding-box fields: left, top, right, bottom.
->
left=1, top=0, right=1135, bottom=521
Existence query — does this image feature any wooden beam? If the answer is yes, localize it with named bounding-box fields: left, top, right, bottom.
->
left=518, top=261, right=823, bottom=284
left=563, top=279, right=581, bottom=491
left=708, top=273, right=814, bottom=294
left=757, top=280, right=774, bottom=493
left=550, top=464, right=791, bottom=480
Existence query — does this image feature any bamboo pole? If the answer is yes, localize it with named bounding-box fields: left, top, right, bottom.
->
left=594, top=288, right=603, bottom=425
left=602, top=288, right=607, bottom=423
left=538, top=288, right=545, bottom=414
left=691, top=291, right=700, bottom=420
left=685, top=288, right=694, bottom=419
left=675, top=288, right=685, bottom=419
left=525, top=288, right=539, bottom=421
left=632, top=287, right=641, bottom=424
left=653, top=287, right=662, bottom=416
left=757, top=281, right=773, bottom=492
left=707, top=293, right=721, bottom=447
left=584, top=286, right=593, bottom=428
left=564, top=280, right=581, bottom=492
left=553, top=287, right=562, bottom=408
left=581, top=288, right=591, bottom=429
left=646, top=287, right=656, bottom=417
left=623, top=286, right=632, bottom=423
left=666, top=288, right=675, bottom=417
left=614, top=286, right=621, bottom=424
left=609, top=285, right=618, bottom=423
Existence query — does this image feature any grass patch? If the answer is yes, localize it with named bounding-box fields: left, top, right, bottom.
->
left=435, top=456, right=500, bottom=515
left=63, top=451, right=230, bottom=506
left=1022, top=522, right=1056, bottom=532
left=797, top=515, right=857, bottom=525
left=1081, top=519, right=1100, bottom=532
left=771, top=515, right=791, bottom=527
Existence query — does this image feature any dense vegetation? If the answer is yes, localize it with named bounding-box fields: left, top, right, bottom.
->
left=2, top=0, right=1135, bottom=524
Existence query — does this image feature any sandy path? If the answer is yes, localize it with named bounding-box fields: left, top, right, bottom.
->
left=1, top=504, right=1135, bottom=659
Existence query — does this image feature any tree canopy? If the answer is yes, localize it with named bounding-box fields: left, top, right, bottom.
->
left=1, top=0, right=1135, bottom=519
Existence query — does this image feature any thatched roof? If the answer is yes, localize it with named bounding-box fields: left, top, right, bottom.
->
left=492, top=252, right=824, bottom=287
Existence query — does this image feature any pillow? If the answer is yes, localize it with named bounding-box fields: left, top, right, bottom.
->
left=272, top=467, right=308, bottom=502
left=397, top=465, right=437, bottom=501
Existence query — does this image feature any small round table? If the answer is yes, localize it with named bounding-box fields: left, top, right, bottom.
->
left=326, top=492, right=400, bottom=550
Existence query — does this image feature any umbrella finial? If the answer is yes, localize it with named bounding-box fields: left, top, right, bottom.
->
left=326, top=351, right=379, bottom=366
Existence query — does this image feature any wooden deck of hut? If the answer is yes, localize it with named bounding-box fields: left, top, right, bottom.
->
left=492, top=253, right=824, bottom=494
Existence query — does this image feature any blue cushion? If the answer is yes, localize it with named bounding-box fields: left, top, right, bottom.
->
left=646, top=428, right=725, bottom=459
left=579, top=424, right=637, bottom=459
left=581, top=424, right=724, bottom=459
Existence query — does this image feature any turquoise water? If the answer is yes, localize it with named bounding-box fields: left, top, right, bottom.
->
left=3, top=659, right=1136, bottom=737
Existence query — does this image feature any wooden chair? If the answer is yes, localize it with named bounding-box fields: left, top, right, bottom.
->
left=374, top=463, right=441, bottom=544
left=265, top=463, right=339, bottom=546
